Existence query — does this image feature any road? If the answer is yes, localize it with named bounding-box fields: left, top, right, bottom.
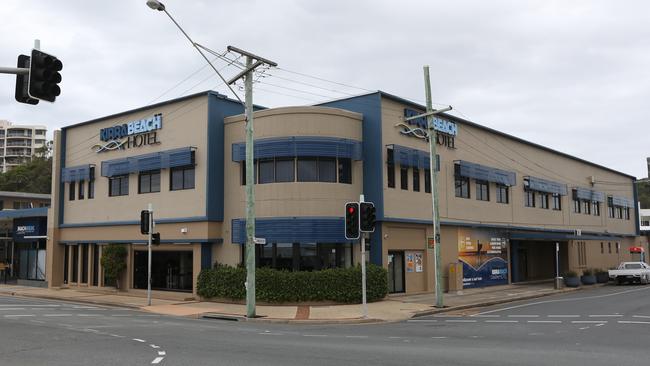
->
left=0, top=284, right=649, bottom=365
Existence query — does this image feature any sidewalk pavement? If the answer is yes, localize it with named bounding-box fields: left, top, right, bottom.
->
left=0, top=282, right=588, bottom=324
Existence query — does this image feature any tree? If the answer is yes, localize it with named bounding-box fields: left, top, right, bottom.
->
left=100, top=244, right=127, bottom=290
left=0, top=140, right=52, bottom=194
left=638, top=180, right=650, bottom=209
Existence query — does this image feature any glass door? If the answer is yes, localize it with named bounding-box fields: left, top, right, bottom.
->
left=388, top=251, right=405, bottom=293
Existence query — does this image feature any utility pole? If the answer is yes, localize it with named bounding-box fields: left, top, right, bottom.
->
left=147, top=203, right=153, bottom=306
left=227, top=46, right=277, bottom=319
left=405, top=66, right=451, bottom=308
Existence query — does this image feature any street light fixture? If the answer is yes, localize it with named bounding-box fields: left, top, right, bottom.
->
left=146, top=0, right=165, bottom=11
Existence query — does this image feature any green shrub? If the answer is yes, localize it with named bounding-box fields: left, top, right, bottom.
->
left=564, top=270, right=578, bottom=278
left=197, top=264, right=388, bottom=304
left=582, top=268, right=594, bottom=276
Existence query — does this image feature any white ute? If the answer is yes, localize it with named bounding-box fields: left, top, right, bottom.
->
left=608, top=262, right=650, bottom=285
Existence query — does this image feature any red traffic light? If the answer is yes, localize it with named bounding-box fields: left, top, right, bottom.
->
left=348, top=206, right=356, bottom=214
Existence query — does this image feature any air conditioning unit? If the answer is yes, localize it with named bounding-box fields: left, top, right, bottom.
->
left=575, top=229, right=582, bottom=236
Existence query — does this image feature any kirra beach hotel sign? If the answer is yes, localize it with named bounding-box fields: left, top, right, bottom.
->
left=93, top=114, right=162, bottom=153
left=396, top=108, right=457, bottom=148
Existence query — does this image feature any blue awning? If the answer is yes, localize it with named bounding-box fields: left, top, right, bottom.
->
left=0, top=207, right=48, bottom=219
left=574, top=187, right=605, bottom=202
left=61, top=165, right=92, bottom=182
left=232, top=136, right=362, bottom=162
left=612, top=196, right=634, bottom=207
left=101, top=147, right=194, bottom=177
left=231, top=217, right=350, bottom=244
left=456, top=160, right=516, bottom=186
left=390, top=145, right=440, bottom=170
left=525, top=176, right=568, bottom=195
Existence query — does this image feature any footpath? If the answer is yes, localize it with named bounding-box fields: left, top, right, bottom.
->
left=0, top=282, right=585, bottom=323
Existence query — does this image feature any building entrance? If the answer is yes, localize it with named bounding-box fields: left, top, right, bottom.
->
left=511, top=241, right=568, bottom=282
left=133, top=250, right=193, bottom=292
left=388, top=251, right=405, bottom=293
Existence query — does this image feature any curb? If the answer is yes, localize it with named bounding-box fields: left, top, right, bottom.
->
left=3, top=291, right=143, bottom=310
left=200, top=312, right=382, bottom=325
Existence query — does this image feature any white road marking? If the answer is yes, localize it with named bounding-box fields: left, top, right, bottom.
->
left=431, top=336, right=448, bottom=339
left=43, top=314, right=72, bottom=317
left=595, top=323, right=605, bottom=327
left=474, top=286, right=650, bottom=315
left=618, top=320, right=650, bottom=325
left=133, top=338, right=146, bottom=343
left=258, top=332, right=283, bottom=336
left=473, top=314, right=500, bottom=318
left=407, top=319, right=437, bottom=323
left=507, top=315, right=539, bottom=318
left=0, top=304, right=59, bottom=307
left=303, top=334, right=329, bottom=337
left=77, top=314, right=99, bottom=317
left=579, top=327, right=590, bottom=330
left=632, top=315, right=650, bottom=319
left=527, top=320, right=562, bottom=324
left=158, top=351, right=166, bottom=356
left=389, top=336, right=405, bottom=339
left=29, top=320, right=45, bottom=324
left=345, top=335, right=369, bottom=338
left=588, top=315, right=623, bottom=317
left=109, top=334, right=125, bottom=338
left=150, top=345, right=161, bottom=349
left=485, top=320, right=518, bottom=323
left=548, top=315, right=580, bottom=318
left=0, top=308, right=25, bottom=311
left=571, top=321, right=608, bottom=324
left=445, top=320, right=477, bottom=323
left=4, top=314, right=34, bottom=317
left=151, top=357, right=164, bottom=364
left=111, top=314, right=132, bottom=317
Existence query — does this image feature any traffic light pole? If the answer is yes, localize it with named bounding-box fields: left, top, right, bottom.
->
left=147, top=203, right=153, bottom=307
left=359, top=194, right=368, bottom=319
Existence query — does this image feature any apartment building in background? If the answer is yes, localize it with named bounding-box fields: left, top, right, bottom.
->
left=0, top=120, right=48, bottom=172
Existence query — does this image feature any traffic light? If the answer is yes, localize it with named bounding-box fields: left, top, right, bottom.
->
left=152, top=233, right=161, bottom=245
left=360, top=202, right=376, bottom=233
left=140, top=210, right=150, bottom=234
left=28, top=49, right=62, bottom=102
left=15, top=54, right=39, bottom=105
left=345, top=202, right=360, bottom=240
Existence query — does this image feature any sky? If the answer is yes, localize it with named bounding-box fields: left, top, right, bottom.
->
left=0, top=0, right=648, bottom=178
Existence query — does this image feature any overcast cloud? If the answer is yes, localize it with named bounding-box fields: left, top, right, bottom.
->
left=0, top=0, right=648, bottom=178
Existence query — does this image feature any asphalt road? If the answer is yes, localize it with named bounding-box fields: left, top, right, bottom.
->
left=1, top=284, right=649, bottom=366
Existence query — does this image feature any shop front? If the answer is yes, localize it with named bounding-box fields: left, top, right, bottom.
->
left=13, top=216, right=48, bottom=285
left=133, top=249, right=193, bottom=292
left=457, top=228, right=510, bottom=289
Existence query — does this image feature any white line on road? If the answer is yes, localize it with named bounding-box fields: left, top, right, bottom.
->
left=345, top=335, right=369, bottom=338
left=151, top=357, right=164, bottom=364
left=618, top=320, right=650, bottom=325
left=571, top=321, right=608, bottom=324
left=485, top=320, right=519, bottom=323
left=29, top=320, right=45, bottom=324
left=150, top=345, right=160, bottom=349
left=0, top=308, right=25, bottom=311
left=4, top=314, right=34, bottom=317
left=133, top=338, right=146, bottom=343
left=109, top=334, right=125, bottom=338
left=158, top=351, right=166, bottom=356
left=0, top=305, right=59, bottom=307
left=548, top=315, right=580, bottom=318
left=527, top=320, right=562, bottom=324
left=111, top=314, right=132, bottom=317
left=473, top=315, right=500, bottom=318
left=444, top=320, right=477, bottom=323
left=258, top=333, right=283, bottom=336
left=588, top=315, right=623, bottom=317
left=77, top=314, right=99, bottom=317
left=473, top=286, right=650, bottom=315
left=303, top=334, right=329, bottom=337
left=507, top=315, right=539, bottom=318
left=579, top=327, right=589, bottom=330
left=632, top=315, right=650, bottom=319
left=431, top=336, right=448, bottom=339
left=595, top=323, right=605, bottom=327
left=43, top=314, right=72, bottom=317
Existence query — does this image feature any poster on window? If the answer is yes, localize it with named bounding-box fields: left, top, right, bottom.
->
left=414, top=252, right=423, bottom=272
left=406, top=252, right=415, bottom=273
left=458, top=229, right=509, bottom=289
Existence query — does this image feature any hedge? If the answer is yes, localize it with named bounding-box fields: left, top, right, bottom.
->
left=197, top=264, right=388, bottom=304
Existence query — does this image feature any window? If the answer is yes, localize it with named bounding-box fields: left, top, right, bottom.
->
left=258, top=159, right=274, bottom=184
left=240, top=161, right=258, bottom=185
left=413, top=168, right=420, bottom=192
left=592, top=201, right=600, bottom=216
left=616, top=242, right=619, bottom=253
left=69, top=181, right=75, bottom=201
left=78, top=181, right=85, bottom=200
left=338, top=158, right=351, bottom=184
left=253, top=242, right=353, bottom=271
left=400, top=166, right=408, bottom=190
left=424, top=169, right=431, bottom=193
left=573, top=197, right=581, bottom=213
left=577, top=241, right=587, bottom=267
left=455, top=176, right=470, bottom=198
left=88, top=167, right=95, bottom=199
left=552, top=194, right=561, bottom=210
left=476, top=180, right=489, bottom=201
left=387, top=149, right=395, bottom=188
left=525, top=190, right=535, bottom=207
left=624, top=207, right=630, bottom=220
left=0, top=200, right=3, bottom=210
left=318, top=158, right=337, bottom=183
left=109, top=175, right=129, bottom=196
left=496, top=184, right=508, bottom=204
left=600, top=242, right=604, bottom=254
left=276, top=158, right=295, bottom=183
left=139, top=170, right=161, bottom=193
left=607, top=196, right=614, bottom=218
left=13, top=201, right=30, bottom=209
left=297, top=157, right=318, bottom=182
left=171, top=166, right=195, bottom=191
left=539, top=192, right=549, bottom=209
left=608, top=242, right=611, bottom=254
left=615, top=206, right=623, bottom=219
